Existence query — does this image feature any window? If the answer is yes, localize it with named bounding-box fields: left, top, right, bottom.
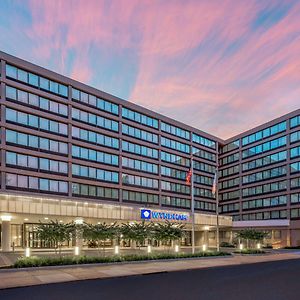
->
left=161, top=181, right=190, bottom=195
left=192, top=147, right=215, bottom=161
left=6, top=152, right=67, bottom=174
left=220, top=140, right=240, bottom=154
left=161, top=137, right=190, bottom=153
left=161, top=151, right=190, bottom=167
left=122, top=173, right=158, bottom=189
left=122, top=124, right=158, bottom=144
left=242, top=136, right=286, bottom=158
left=72, top=145, right=118, bottom=166
left=122, top=141, right=158, bottom=159
left=242, top=121, right=286, bottom=146
left=72, top=126, right=119, bottom=149
left=242, top=151, right=287, bottom=171
left=72, top=108, right=118, bottom=132
left=72, top=164, right=118, bottom=183
left=122, top=107, right=158, bottom=128
left=161, top=122, right=190, bottom=140
left=6, top=130, right=68, bottom=155
left=192, top=133, right=216, bottom=149
left=6, top=108, right=68, bottom=136
left=122, top=157, right=158, bottom=174
left=242, top=180, right=287, bottom=197
left=72, top=183, right=118, bottom=200
left=6, top=173, right=68, bottom=194
left=72, top=88, right=118, bottom=115
left=161, top=196, right=191, bottom=209
left=6, top=64, right=68, bottom=97
left=122, top=190, right=159, bottom=204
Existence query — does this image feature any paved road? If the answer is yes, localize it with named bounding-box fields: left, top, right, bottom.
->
left=1, top=259, right=300, bottom=300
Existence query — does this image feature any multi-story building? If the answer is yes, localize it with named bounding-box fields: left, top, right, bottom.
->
left=0, top=51, right=299, bottom=251
left=0, top=51, right=231, bottom=251
left=219, top=113, right=300, bottom=247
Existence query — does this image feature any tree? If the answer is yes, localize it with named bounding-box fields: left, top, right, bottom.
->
left=83, top=222, right=118, bottom=255
left=121, top=221, right=153, bottom=249
left=36, top=220, right=74, bottom=255
left=152, top=221, right=185, bottom=251
left=236, top=229, right=268, bottom=248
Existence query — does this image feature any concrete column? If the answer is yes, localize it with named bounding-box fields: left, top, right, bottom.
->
left=229, top=231, right=233, bottom=244
left=204, top=230, right=209, bottom=247
left=1, top=220, right=11, bottom=252
left=75, top=229, right=83, bottom=249
left=286, top=229, right=291, bottom=247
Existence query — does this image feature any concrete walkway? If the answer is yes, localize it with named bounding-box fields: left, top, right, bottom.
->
left=0, top=252, right=299, bottom=290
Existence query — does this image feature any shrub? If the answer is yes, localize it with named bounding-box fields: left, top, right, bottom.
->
left=233, top=249, right=266, bottom=255
left=284, top=246, right=300, bottom=249
left=13, top=251, right=230, bottom=268
left=220, top=242, right=235, bottom=248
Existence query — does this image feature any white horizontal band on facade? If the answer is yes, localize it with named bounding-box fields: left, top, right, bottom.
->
left=233, top=220, right=290, bottom=228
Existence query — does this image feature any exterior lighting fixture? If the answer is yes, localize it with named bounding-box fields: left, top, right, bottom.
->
left=74, top=246, right=80, bottom=256
left=44, top=217, right=49, bottom=220
left=114, top=245, right=119, bottom=255
left=75, top=219, right=83, bottom=225
left=25, top=247, right=30, bottom=257
left=59, top=220, right=63, bottom=223
left=257, top=243, right=261, bottom=249
left=1, top=215, right=12, bottom=221
left=239, top=244, right=244, bottom=250
left=175, top=245, right=179, bottom=252
left=24, top=218, right=29, bottom=221
left=202, top=244, right=207, bottom=252
left=147, top=245, right=152, bottom=253
left=204, top=226, right=210, bottom=231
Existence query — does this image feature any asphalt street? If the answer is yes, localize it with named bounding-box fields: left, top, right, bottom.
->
left=1, top=258, right=300, bottom=300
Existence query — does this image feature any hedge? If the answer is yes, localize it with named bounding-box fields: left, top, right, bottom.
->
left=14, top=251, right=230, bottom=268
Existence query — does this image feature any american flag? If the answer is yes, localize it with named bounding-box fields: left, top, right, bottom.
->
left=212, top=171, right=217, bottom=196
left=186, top=169, right=192, bottom=185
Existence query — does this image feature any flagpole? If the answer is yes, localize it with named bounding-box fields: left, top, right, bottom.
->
left=191, top=157, right=195, bottom=254
left=216, top=143, right=220, bottom=252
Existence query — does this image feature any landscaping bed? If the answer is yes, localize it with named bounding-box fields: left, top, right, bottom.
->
left=13, top=251, right=230, bottom=268
left=233, top=249, right=266, bottom=255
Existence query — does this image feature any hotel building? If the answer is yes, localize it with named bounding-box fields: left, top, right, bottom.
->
left=0, top=51, right=298, bottom=251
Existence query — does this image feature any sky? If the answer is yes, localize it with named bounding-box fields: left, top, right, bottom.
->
left=0, top=0, right=299, bottom=139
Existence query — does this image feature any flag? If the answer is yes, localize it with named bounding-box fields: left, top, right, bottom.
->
left=212, top=171, right=217, bottom=196
left=186, top=169, right=192, bottom=185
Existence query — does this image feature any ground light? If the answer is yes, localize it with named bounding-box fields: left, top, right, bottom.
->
left=202, top=244, right=207, bottom=251
left=147, top=245, right=151, bottom=253
left=175, top=245, right=179, bottom=252
left=239, top=244, right=244, bottom=250
left=114, top=245, right=119, bottom=255
left=74, top=246, right=80, bottom=256
left=25, top=247, right=30, bottom=257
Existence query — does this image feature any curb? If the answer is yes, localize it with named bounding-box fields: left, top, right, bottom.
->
left=0, top=254, right=233, bottom=273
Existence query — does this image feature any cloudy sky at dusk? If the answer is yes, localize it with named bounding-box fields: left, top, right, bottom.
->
left=0, top=0, right=299, bottom=139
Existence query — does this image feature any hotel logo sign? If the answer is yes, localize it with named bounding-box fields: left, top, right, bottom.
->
left=140, top=209, right=189, bottom=221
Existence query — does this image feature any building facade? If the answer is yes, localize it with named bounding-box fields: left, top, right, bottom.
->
left=219, top=113, right=300, bottom=247
left=0, top=51, right=231, bottom=251
left=0, top=51, right=299, bottom=251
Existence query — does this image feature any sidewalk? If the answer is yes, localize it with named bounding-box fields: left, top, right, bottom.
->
left=0, top=252, right=299, bottom=290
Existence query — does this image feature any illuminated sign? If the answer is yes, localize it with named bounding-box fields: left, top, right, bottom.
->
left=140, top=209, right=189, bottom=221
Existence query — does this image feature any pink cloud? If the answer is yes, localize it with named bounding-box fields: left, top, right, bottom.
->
left=22, top=0, right=300, bottom=139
